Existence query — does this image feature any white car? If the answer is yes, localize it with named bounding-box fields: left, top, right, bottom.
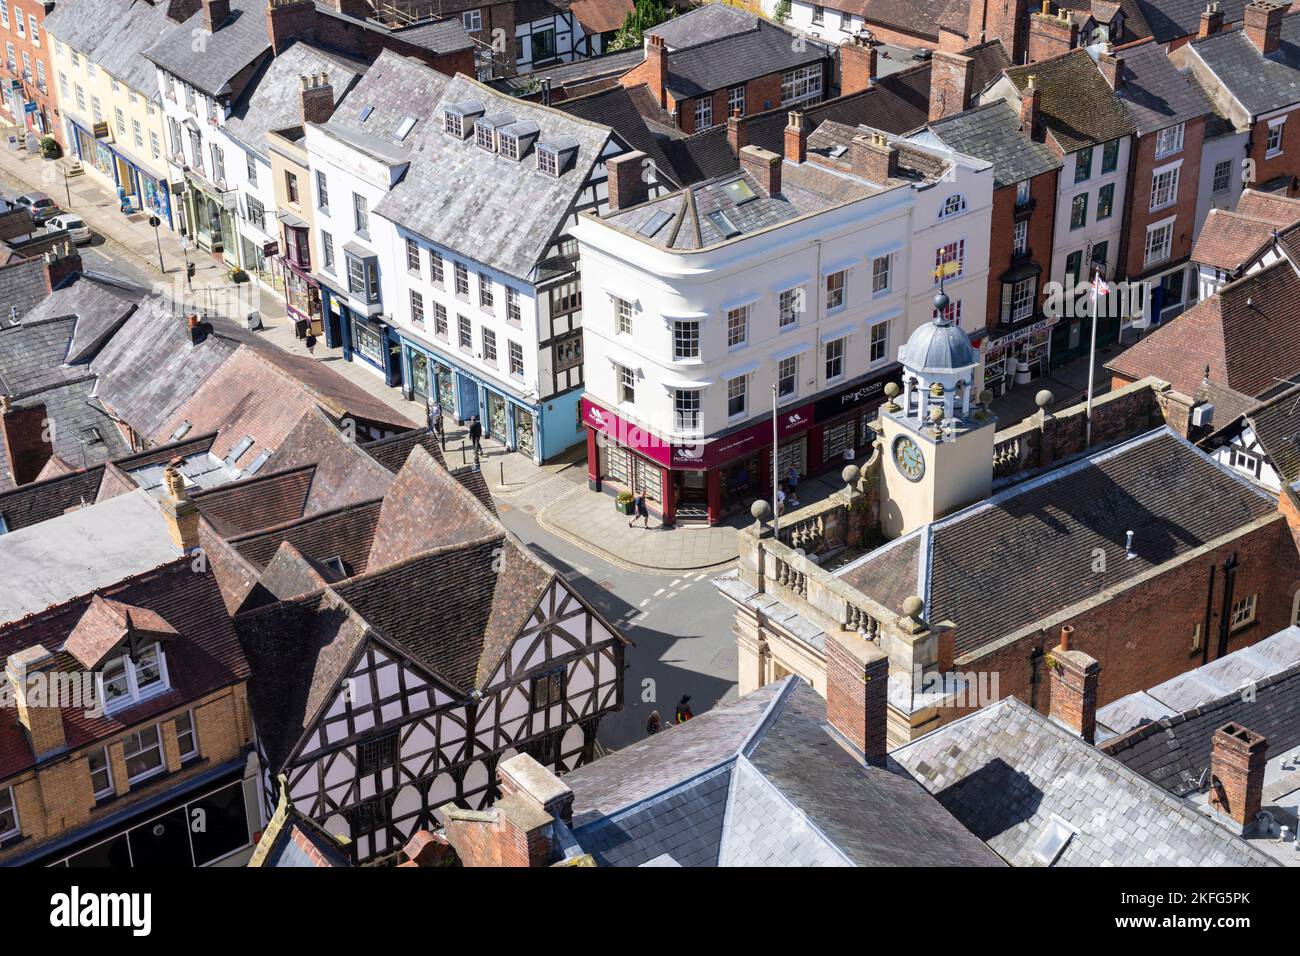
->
left=45, top=214, right=91, bottom=244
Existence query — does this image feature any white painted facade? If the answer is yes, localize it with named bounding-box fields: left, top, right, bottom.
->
left=1047, top=136, right=1131, bottom=292
left=1211, top=423, right=1282, bottom=492
left=513, top=10, right=607, bottom=74
left=574, top=147, right=992, bottom=443
left=768, top=1, right=870, bottom=45
left=1193, top=127, right=1249, bottom=239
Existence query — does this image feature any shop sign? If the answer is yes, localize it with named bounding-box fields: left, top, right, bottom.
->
left=813, top=364, right=901, bottom=423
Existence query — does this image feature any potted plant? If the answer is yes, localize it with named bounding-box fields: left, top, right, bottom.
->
left=229, top=267, right=248, bottom=283
left=39, top=136, right=61, bottom=160
left=615, top=491, right=635, bottom=515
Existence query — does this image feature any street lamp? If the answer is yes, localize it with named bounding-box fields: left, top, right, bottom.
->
left=148, top=215, right=164, bottom=274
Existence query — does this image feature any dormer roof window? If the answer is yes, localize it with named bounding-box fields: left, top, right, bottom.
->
left=65, top=595, right=178, bottom=713
left=498, top=120, right=539, bottom=160
left=443, top=101, right=485, bottom=140
left=536, top=136, right=578, bottom=176
left=475, top=112, right=516, bottom=153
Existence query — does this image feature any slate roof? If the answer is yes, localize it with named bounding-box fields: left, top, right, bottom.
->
left=16, top=277, right=137, bottom=364
left=1006, top=48, right=1135, bottom=153
left=374, top=73, right=614, bottom=283
left=492, top=48, right=645, bottom=95
left=142, top=0, right=271, bottom=96
left=892, top=697, right=1276, bottom=865
left=316, top=49, right=450, bottom=164
left=659, top=62, right=934, bottom=184
left=0, top=257, right=50, bottom=326
left=837, top=429, right=1277, bottom=658
left=0, top=317, right=85, bottom=395
left=558, top=84, right=682, bottom=187
left=222, top=43, right=367, bottom=160
left=7, top=378, right=131, bottom=474
left=43, top=0, right=192, bottom=96
left=386, top=16, right=476, bottom=55
left=1245, top=386, right=1300, bottom=484
left=1188, top=9, right=1300, bottom=116
left=1111, top=39, right=1213, bottom=136
left=651, top=18, right=830, bottom=100
left=0, top=559, right=249, bottom=780
left=565, top=678, right=1002, bottom=866
left=1130, top=0, right=1247, bottom=42
left=927, top=99, right=1061, bottom=189
left=1097, top=625, right=1300, bottom=742
left=1107, top=259, right=1300, bottom=399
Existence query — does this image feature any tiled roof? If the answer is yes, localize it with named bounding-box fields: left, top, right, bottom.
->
left=249, top=788, right=353, bottom=866
left=192, top=465, right=316, bottom=536
left=0, top=466, right=105, bottom=534
left=1191, top=205, right=1300, bottom=272
left=1107, top=260, right=1300, bottom=398
left=1006, top=48, right=1135, bottom=152
left=834, top=0, right=970, bottom=40
left=653, top=19, right=830, bottom=100
left=0, top=207, right=36, bottom=243
left=1101, top=633, right=1300, bottom=799
left=0, top=258, right=50, bottom=326
left=566, top=679, right=1002, bottom=866
left=374, top=73, right=614, bottom=283
left=1243, top=385, right=1300, bottom=484
left=222, top=43, right=366, bottom=160
left=837, top=429, right=1277, bottom=658
left=568, top=0, right=636, bottom=34
left=361, top=426, right=448, bottom=472
left=0, top=559, right=249, bottom=780
left=927, top=99, right=1061, bottom=189
left=1237, top=187, right=1300, bottom=223
left=1111, top=39, right=1213, bottom=136
left=266, top=408, right=397, bottom=516
left=893, top=697, right=1276, bottom=865
left=646, top=3, right=759, bottom=47
left=558, top=84, right=683, bottom=187
left=142, top=0, right=271, bottom=96
left=365, top=445, right=501, bottom=571
left=1188, top=9, right=1300, bottom=116
left=229, top=499, right=383, bottom=579
left=1058, top=0, right=1153, bottom=40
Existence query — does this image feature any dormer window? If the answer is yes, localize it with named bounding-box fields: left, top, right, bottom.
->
left=500, top=132, right=518, bottom=159
left=475, top=121, right=495, bottom=152
left=498, top=120, right=538, bottom=161
left=537, top=146, right=558, bottom=176
left=443, top=110, right=462, bottom=138
left=99, top=642, right=170, bottom=713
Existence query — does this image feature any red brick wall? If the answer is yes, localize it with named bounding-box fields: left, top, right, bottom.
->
left=963, top=518, right=1300, bottom=719
left=983, top=169, right=1058, bottom=329
left=677, top=73, right=784, bottom=134
left=1247, top=106, right=1300, bottom=196
left=0, top=5, right=60, bottom=144
left=1122, top=117, right=1206, bottom=279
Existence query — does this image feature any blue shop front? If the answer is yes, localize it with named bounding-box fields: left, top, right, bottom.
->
left=398, top=335, right=580, bottom=464
left=317, top=279, right=402, bottom=388
left=68, top=117, right=173, bottom=227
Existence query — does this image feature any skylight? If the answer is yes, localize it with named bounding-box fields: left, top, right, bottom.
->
left=359, top=105, right=375, bottom=123
left=395, top=115, right=417, bottom=140
left=244, top=449, right=272, bottom=476
left=637, top=209, right=672, bottom=238
left=225, top=436, right=255, bottom=465
left=170, top=420, right=192, bottom=441
left=1030, top=816, right=1077, bottom=866
left=722, top=177, right=757, bottom=205
left=706, top=209, right=740, bottom=239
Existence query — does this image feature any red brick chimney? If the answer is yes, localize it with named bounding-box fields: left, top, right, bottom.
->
left=839, top=34, right=877, bottom=96
left=439, top=754, right=573, bottom=866
left=1020, top=74, right=1041, bottom=138
left=1199, top=1, right=1225, bottom=37
left=1243, top=0, right=1284, bottom=55
left=300, top=72, right=336, bottom=125
left=267, top=0, right=318, bottom=55
left=1208, top=723, right=1268, bottom=831
left=929, top=50, right=975, bottom=122
left=727, top=108, right=748, bottom=155
left=969, top=0, right=1028, bottom=63
left=605, top=150, right=651, bottom=211
left=826, top=630, right=889, bottom=763
left=1097, top=44, right=1124, bottom=90
left=1028, top=3, right=1078, bottom=63
left=848, top=132, right=898, bottom=186
left=739, top=145, right=782, bottom=196
left=0, top=396, right=53, bottom=486
left=784, top=111, right=807, bottom=164
left=1047, top=625, right=1101, bottom=743
left=646, top=34, right=669, bottom=108
left=203, top=0, right=231, bottom=31
left=45, top=242, right=81, bottom=289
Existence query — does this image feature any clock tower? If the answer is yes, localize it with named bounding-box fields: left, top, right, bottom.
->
left=877, top=292, right=997, bottom=538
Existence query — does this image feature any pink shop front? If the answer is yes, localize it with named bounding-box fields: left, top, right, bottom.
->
left=582, top=367, right=898, bottom=526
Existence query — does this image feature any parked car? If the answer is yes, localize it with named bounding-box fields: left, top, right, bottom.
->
left=44, top=214, right=91, bottom=244
left=16, top=193, right=59, bottom=224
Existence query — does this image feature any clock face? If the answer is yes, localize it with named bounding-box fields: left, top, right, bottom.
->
left=893, top=435, right=925, bottom=482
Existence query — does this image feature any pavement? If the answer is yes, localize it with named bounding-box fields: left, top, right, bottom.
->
left=987, top=339, right=1128, bottom=425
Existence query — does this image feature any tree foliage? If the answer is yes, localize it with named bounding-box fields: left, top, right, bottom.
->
left=608, top=0, right=675, bottom=52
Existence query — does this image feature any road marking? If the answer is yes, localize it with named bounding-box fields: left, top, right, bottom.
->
left=679, top=582, right=693, bottom=591
left=670, top=578, right=681, bottom=587
left=638, top=598, right=650, bottom=608
left=653, top=588, right=665, bottom=597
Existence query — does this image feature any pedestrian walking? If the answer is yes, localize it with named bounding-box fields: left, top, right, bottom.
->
left=305, top=333, right=317, bottom=356
left=786, top=464, right=799, bottom=494
left=646, top=711, right=662, bottom=735
left=674, top=695, right=694, bottom=724
left=777, top=485, right=786, bottom=515
left=628, top=490, right=650, bottom=529
left=469, top=416, right=482, bottom=455
left=427, top=399, right=443, bottom=431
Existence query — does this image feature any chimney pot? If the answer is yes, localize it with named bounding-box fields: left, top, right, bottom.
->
left=1020, top=78, right=1041, bottom=138
left=1028, top=4, right=1077, bottom=62
left=646, top=33, right=669, bottom=109
left=160, top=463, right=201, bottom=552
left=727, top=108, right=748, bottom=155
left=784, top=110, right=807, bottom=164
left=839, top=37, right=877, bottom=95
left=1199, top=2, right=1225, bottom=37
left=1059, top=624, right=1073, bottom=650
left=848, top=133, right=898, bottom=185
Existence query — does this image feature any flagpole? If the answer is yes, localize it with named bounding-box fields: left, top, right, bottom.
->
left=1085, top=265, right=1100, bottom=450
left=772, top=384, right=780, bottom=538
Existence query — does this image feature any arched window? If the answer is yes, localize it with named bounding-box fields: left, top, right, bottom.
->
left=939, top=194, right=966, bottom=219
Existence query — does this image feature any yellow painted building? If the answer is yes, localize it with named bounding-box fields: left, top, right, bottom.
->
left=268, top=121, right=324, bottom=335
left=43, top=0, right=183, bottom=227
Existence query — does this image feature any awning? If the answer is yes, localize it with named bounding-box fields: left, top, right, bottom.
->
left=276, top=208, right=308, bottom=229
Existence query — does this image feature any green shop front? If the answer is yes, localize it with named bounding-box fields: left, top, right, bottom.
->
left=181, top=168, right=238, bottom=263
